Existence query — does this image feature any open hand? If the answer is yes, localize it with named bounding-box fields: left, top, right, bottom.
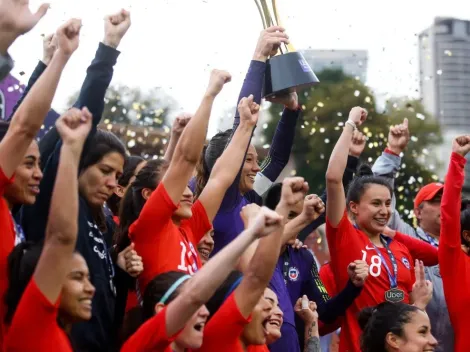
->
left=0, top=1, right=49, bottom=41
left=266, top=91, right=298, bottom=110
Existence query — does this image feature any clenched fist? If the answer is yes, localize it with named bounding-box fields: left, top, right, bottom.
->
left=348, top=260, right=369, bottom=287
left=205, top=69, right=231, bottom=98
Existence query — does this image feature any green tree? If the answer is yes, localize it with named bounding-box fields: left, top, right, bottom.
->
left=265, top=69, right=442, bottom=217
left=68, top=85, right=177, bottom=128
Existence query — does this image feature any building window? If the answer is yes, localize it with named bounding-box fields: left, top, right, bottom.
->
left=0, top=90, right=5, bottom=120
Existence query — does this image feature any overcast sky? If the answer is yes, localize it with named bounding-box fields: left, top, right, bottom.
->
left=8, top=0, right=468, bottom=135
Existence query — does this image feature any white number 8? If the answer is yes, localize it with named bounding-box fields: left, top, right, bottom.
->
left=362, top=250, right=382, bottom=277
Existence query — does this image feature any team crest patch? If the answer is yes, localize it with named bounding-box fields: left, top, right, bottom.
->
left=401, top=257, right=410, bottom=270
left=288, top=267, right=299, bottom=281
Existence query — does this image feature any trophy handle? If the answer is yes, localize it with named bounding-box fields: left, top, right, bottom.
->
left=254, top=0, right=268, bottom=29
left=271, top=0, right=296, bottom=53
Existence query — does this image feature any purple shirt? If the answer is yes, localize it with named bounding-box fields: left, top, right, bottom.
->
left=268, top=265, right=301, bottom=352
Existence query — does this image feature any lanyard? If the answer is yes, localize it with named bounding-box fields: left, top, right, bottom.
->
left=370, top=237, right=398, bottom=288
left=417, top=227, right=438, bottom=247
left=10, top=212, right=25, bottom=245
left=282, top=250, right=290, bottom=284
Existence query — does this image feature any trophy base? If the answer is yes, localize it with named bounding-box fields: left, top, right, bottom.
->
left=263, top=51, right=320, bottom=98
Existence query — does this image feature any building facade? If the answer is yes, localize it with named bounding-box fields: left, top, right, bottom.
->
left=300, top=49, right=368, bottom=83
left=418, top=17, right=470, bottom=186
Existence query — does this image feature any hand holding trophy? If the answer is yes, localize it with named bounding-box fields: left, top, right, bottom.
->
left=254, top=0, right=320, bottom=98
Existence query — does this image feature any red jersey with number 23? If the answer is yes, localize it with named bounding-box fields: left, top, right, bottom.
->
left=130, top=183, right=211, bottom=294
left=326, top=211, right=415, bottom=352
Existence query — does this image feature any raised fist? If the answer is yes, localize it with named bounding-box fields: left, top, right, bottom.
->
left=348, top=260, right=369, bottom=287
left=279, top=177, right=309, bottom=209
left=348, top=106, right=367, bottom=126
left=349, top=130, right=366, bottom=157
left=238, top=94, right=259, bottom=127
left=240, top=203, right=261, bottom=229
left=206, top=69, right=231, bottom=98
left=387, top=118, right=410, bottom=155
left=42, top=33, right=57, bottom=65
left=56, top=18, right=81, bottom=57
left=300, top=194, right=325, bottom=222
left=171, top=113, right=192, bottom=136
left=452, top=135, right=470, bottom=157
left=56, top=107, right=92, bottom=146
left=103, top=9, right=131, bottom=49
left=253, top=26, right=289, bottom=61
left=250, top=206, right=283, bottom=238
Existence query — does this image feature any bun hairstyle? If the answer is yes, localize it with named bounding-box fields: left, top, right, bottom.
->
left=359, top=302, right=419, bottom=352
left=346, top=164, right=392, bottom=206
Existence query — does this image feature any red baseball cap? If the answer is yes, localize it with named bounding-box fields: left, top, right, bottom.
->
left=414, top=183, right=444, bottom=209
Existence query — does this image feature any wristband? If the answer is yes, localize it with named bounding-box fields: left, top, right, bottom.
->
left=345, top=120, right=357, bottom=130
left=385, top=148, right=400, bottom=157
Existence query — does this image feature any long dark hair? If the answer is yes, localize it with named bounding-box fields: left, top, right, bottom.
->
left=119, top=271, right=188, bottom=347
left=346, top=174, right=393, bottom=206
left=114, top=159, right=166, bottom=252
left=79, top=130, right=127, bottom=233
left=194, top=130, right=232, bottom=199
left=108, top=156, right=145, bottom=216
left=4, top=241, right=43, bottom=324
left=359, top=302, right=420, bottom=352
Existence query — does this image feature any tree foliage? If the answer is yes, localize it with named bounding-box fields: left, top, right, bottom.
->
left=265, top=69, right=442, bottom=217
left=68, top=85, right=177, bottom=128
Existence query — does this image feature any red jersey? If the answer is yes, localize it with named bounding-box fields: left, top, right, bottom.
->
left=319, top=262, right=338, bottom=296
left=130, top=183, right=211, bottom=293
left=247, top=345, right=269, bottom=351
left=326, top=211, right=414, bottom=352
left=439, top=152, right=470, bottom=352
left=121, top=306, right=179, bottom=352
left=198, top=292, right=251, bottom=352
left=4, top=279, right=72, bottom=352
left=0, top=167, right=15, bottom=347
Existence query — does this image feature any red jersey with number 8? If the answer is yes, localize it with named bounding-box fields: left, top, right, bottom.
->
left=326, top=211, right=415, bottom=352
left=130, top=183, right=212, bottom=295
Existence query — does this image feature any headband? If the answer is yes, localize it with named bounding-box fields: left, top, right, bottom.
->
left=159, top=275, right=191, bottom=305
